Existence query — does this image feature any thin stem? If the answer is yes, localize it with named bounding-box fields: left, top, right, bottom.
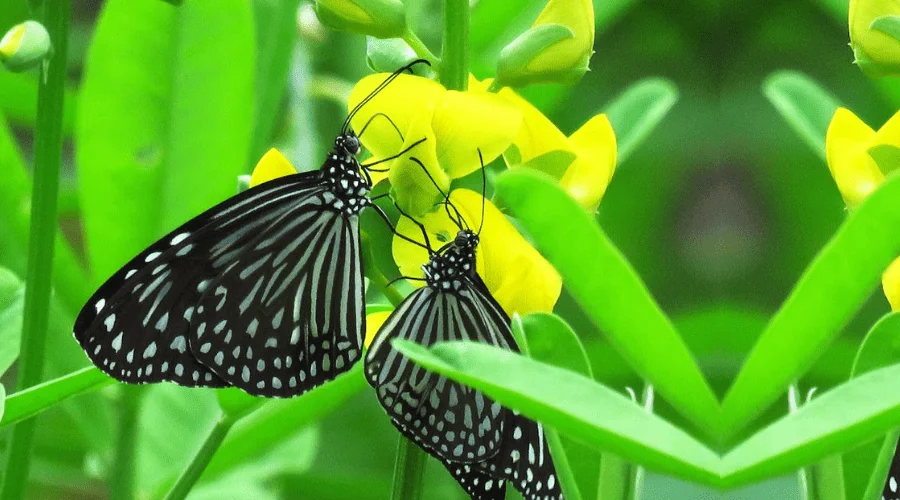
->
left=789, top=384, right=817, bottom=500
left=391, top=437, right=428, bottom=500
left=440, top=0, right=469, bottom=91
left=109, top=387, right=143, bottom=500
left=0, top=2, right=70, bottom=500
left=163, top=413, right=237, bottom=500
left=401, top=28, right=440, bottom=68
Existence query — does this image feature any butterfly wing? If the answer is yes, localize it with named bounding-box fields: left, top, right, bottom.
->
left=365, top=283, right=515, bottom=463
left=73, top=173, right=325, bottom=387
left=885, top=437, right=900, bottom=500
left=189, top=199, right=365, bottom=397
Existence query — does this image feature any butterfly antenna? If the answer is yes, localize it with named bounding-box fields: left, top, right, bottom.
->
left=342, top=59, right=431, bottom=135
left=392, top=198, right=435, bottom=255
left=357, top=112, right=405, bottom=144
left=406, top=157, right=469, bottom=232
left=362, top=137, right=427, bottom=172
left=477, top=148, right=486, bottom=236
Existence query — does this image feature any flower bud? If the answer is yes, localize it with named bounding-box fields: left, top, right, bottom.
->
left=314, top=0, right=406, bottom=39
left=495, top=0, right=594, bottom=88
left=849, top=0, right=900, bottom=76
left=1, top=20, right=51, bottom=72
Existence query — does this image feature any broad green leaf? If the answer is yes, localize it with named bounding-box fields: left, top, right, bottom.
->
left=0, top=367, right=113, bottom=429
left=76, top=0, right=254, bottom=280
left=722, top=173, right=900, bottom=438
left=393, top=340, right=722, bottom=486
left=722, top=364, right=900, bottom=488
left=203, top=364, right=367, bottom=479
left=844, top=312, right=900, bottom=500
left=604, top=78, right=679, bottom=164
left=494, top=169, right=721, bottom=437
left=521, top=312, right=592, bottom=378
left=0, top=383, right=5, bottom=422
left=763, top=71, right=840, bottom=160
left=249, top=0, right=303, bottom=161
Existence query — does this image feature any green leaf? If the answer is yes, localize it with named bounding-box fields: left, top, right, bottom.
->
left=393, top=340, right=722, bottom=486
left=869, top=144, right=900, bottom=175
left=763, top=71, right=840, bottom=160
left=604, top=78, right=679, bottom=164
left=0, top=72, right=77, bottom=135
left=494, top=169, right=721, bottom=437
left=871, top=16, right=900, bottom=42
left=0, top=383, right=5, bottom=422
left=852, top=313, right=900, bottom=377
left=721, top=364, right=900, bottom=488
left=861, top=432, right=899, bottom=500
left=0, top=367, right=113, bottom=429
left=721, top=173, right=900, bottom=439
left=76, top=0, right=254, bottom=280
left=0, top=268, right=23, bottom=377
left=520, top=312, right=592, bottom=378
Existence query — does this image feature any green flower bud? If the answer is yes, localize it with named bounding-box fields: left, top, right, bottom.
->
left=495, top=0, right=595, bottom=88
left=850, top=0, right=900, bottom=77
left=1, top=20, right=52, bottom=72
left=366, top=37, right=433, bottom=77
left=314, top=0, right=406, bottom=39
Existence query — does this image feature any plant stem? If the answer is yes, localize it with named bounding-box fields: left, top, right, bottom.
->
left=109, top=387, right=143, bottom=500
left=440, top=0, right=469, bottom=91
left=401, top=28, right=440, bottom=68
left=391, top=436, right=428, bottom=500
left=789, top=384, right=817, bottom=500
left=163, top=413, right=237, bottom=500
left=0, top=2, right=70, bottom=499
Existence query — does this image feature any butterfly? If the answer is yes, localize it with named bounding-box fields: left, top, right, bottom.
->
left=884, top=437, right=900, bottom=500
left=364, top=157, right=563, bottom=500
left=73, top=60, right=429, bottom=398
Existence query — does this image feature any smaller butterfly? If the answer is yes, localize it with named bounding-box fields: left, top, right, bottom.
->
left=365, top=156, right=563, bottom=500
left=884, top=437, right=900, bottom=500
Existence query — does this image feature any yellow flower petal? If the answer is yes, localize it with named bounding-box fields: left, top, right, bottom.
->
left=849, top=0, right=900, bottom=74
left=431, top=90, right=522, bottom=179
left=387, top=108, right=449, bottom=216
left=364, top=310, right=393, bottom=348
left=825, top=107, right=884, bottom=208
left=884, top=256, right=900, bottom=312
left=250, top=148, right=297, bottom=188
left=392, top=189, right=561, bottom=316
left=561, top=114, right=618, bottom=210
left=347, top=73, right=445, bottom=160
left=498, top=87, right=571, bottom=167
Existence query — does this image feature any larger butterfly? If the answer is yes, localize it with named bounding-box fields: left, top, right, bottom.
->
left=73, top=60, right=428, bottom=398
left=884, top=438, right=900, bottom=500
left=365, top=165, right=563, bottom=500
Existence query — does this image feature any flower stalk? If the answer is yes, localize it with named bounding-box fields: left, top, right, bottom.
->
left=441, top=0, right=469, bottom=91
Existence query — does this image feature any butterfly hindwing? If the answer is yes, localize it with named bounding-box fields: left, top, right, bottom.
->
left=884, top=437, right=900, bottom=500
left=190, top=199, right=365, bottom=397
left=366, top=284, right=515, bottom=464
left=73, top=173, right=326, bottom=387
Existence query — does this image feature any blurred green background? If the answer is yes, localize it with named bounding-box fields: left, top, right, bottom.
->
left=0, top=0, right=895, bottom=498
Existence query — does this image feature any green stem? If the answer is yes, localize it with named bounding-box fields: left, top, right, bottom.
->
left=440, top=0, right=469, bottom=91
left=163, top=413, right=237, bottom=500
left=391, top=437, right=428, bottom=500
left=401, top=28, right=440, bottom=68
left=0, top=3, right=70, bottom=500
left=789, top=384, right=817, bottom=500
left=109, top=387, right=143, bottom=500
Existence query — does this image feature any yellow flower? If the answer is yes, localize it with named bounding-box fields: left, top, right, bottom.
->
left=249, top=148, right=297, bottom=188
left=496, top=0, right=595, bottom=87
left=365, top=310, right=393, bottom=347
left=392, top=189, right=562, bottom=316
left=849, top=0, right=900, bottom=76
left=825, top=107, right=900, bottom=310
left=490, top=81, right=617, bottom=211
left=314, top=0, right=406, bottom=39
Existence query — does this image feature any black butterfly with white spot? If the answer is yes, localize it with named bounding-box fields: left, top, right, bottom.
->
left=73, top=60, right=429, bottom=398
left=884, top=437, right=900, bottom=500
left=364, top=165, right=563, bottom=500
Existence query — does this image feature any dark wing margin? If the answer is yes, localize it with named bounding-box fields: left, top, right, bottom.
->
left=73, top=173, right=325, bottom=388
left=885, top=437, right=900, bottom=500
left=190, top=203, right=365, bottom=397
left=365, top=286, right=510, bottom=463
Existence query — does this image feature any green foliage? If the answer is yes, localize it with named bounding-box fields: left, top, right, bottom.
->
left=763, top=71, right=840, bottom=160
left=604, top=78, right=679, bottom=164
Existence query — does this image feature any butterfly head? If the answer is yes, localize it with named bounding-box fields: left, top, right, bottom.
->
left=334, top=132, right=362, bottom=158
left=423, top=229, right=478, bottom=291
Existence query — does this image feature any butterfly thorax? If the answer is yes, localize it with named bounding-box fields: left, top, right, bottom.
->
left=320, top=133, right=370, bottom=216
left=422, top=230, right=478, bottom=291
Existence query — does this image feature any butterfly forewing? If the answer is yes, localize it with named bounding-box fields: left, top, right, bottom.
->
left=366, top=285, right=513, bottom=463
left=190, top=201, right=365, bottom=397
left=884, top=437, right=900, bottom=500
left=73, top=173, right=326, bottom=387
